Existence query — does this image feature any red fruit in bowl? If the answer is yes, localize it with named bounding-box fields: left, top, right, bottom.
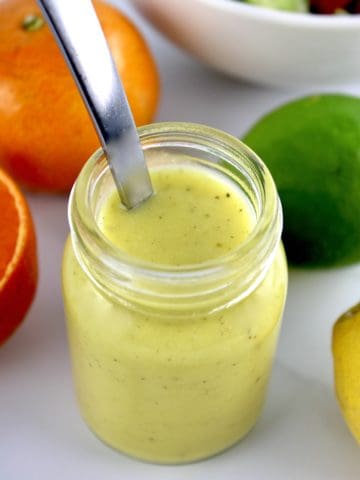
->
left=310, top=0, right=350, bottom=12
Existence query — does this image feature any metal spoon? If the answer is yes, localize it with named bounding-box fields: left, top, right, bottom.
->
left=37, top=0, right=153, bottom=209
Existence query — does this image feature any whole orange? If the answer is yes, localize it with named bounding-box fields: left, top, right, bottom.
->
left=0, top=0, right=159, bottom=191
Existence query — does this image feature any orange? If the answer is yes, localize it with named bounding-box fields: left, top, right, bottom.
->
left=0, top=168, right=37, bottom=345
left=0, top=0, right=160, bottom=191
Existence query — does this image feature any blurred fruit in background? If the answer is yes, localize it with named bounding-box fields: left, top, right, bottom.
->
left=0, top=0, right=160, bottom=192
left=241, top=0, right=360, bottom=14
left=243, top=0, right=308, bottom=13
left=0, top=168, right=37, bottom=345
left=243, top=94, right=360, bottom=267
left=333, top=303, right=360, bottom=445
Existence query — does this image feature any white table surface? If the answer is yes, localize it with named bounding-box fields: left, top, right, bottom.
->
left=1, top=2, right=360, bottom=479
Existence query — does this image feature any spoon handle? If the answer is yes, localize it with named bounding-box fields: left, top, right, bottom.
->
left=37, top=0, right=153, bottom=209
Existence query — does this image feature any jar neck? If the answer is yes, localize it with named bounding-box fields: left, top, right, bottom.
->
left=69, top=122, right=283, bottom=316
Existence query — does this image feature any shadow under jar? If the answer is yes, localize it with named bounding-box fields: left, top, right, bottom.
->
left=62, top=122, right=287, bottom=464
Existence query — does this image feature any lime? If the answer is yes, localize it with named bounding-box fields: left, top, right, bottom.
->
left=244, top=0, right=308, bottom=13
left=243, top=94, right=360, bottom=267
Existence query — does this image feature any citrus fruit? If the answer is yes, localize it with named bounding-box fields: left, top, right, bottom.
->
left=243, top=94, right=360, bottom=267
left=245, top=0, right=308, bottom=13
left=0, top=168, right=37, bottom=345
left=333, top=303, right=360, bottom=444
left=0, top=0, right=159, bottom=192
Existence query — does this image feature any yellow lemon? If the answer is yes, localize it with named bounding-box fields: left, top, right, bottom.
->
left=333, top=303, right=360, bottom=443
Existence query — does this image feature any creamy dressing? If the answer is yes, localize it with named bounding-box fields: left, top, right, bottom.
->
left=62, top=163, right=287, bottom=463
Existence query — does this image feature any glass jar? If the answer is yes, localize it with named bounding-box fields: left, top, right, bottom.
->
left=62, top=122, right=287, bottom=464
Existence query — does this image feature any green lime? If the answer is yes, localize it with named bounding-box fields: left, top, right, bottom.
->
left=244, top=0, right=308, bottom=13
left=243, top=94, right=360, bottom=267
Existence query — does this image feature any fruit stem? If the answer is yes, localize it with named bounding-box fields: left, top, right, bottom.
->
left=22, top=14, right=45, bottom=32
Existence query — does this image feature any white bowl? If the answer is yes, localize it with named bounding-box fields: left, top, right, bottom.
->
left=132, top=0, right=360, bottom=87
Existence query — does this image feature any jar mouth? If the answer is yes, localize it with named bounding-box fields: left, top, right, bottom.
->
left=69, top=122, right=282, bottom=312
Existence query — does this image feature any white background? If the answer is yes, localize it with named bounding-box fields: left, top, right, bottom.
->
left=1, top=1, right=360, bottom=478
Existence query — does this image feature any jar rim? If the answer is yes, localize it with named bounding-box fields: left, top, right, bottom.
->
left=69, top=122, right=283, bottom=312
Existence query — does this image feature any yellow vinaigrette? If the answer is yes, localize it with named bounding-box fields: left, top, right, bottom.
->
left=98, top=165, right=255, bottom=265
left=62, top=124, right=287, bottom=464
